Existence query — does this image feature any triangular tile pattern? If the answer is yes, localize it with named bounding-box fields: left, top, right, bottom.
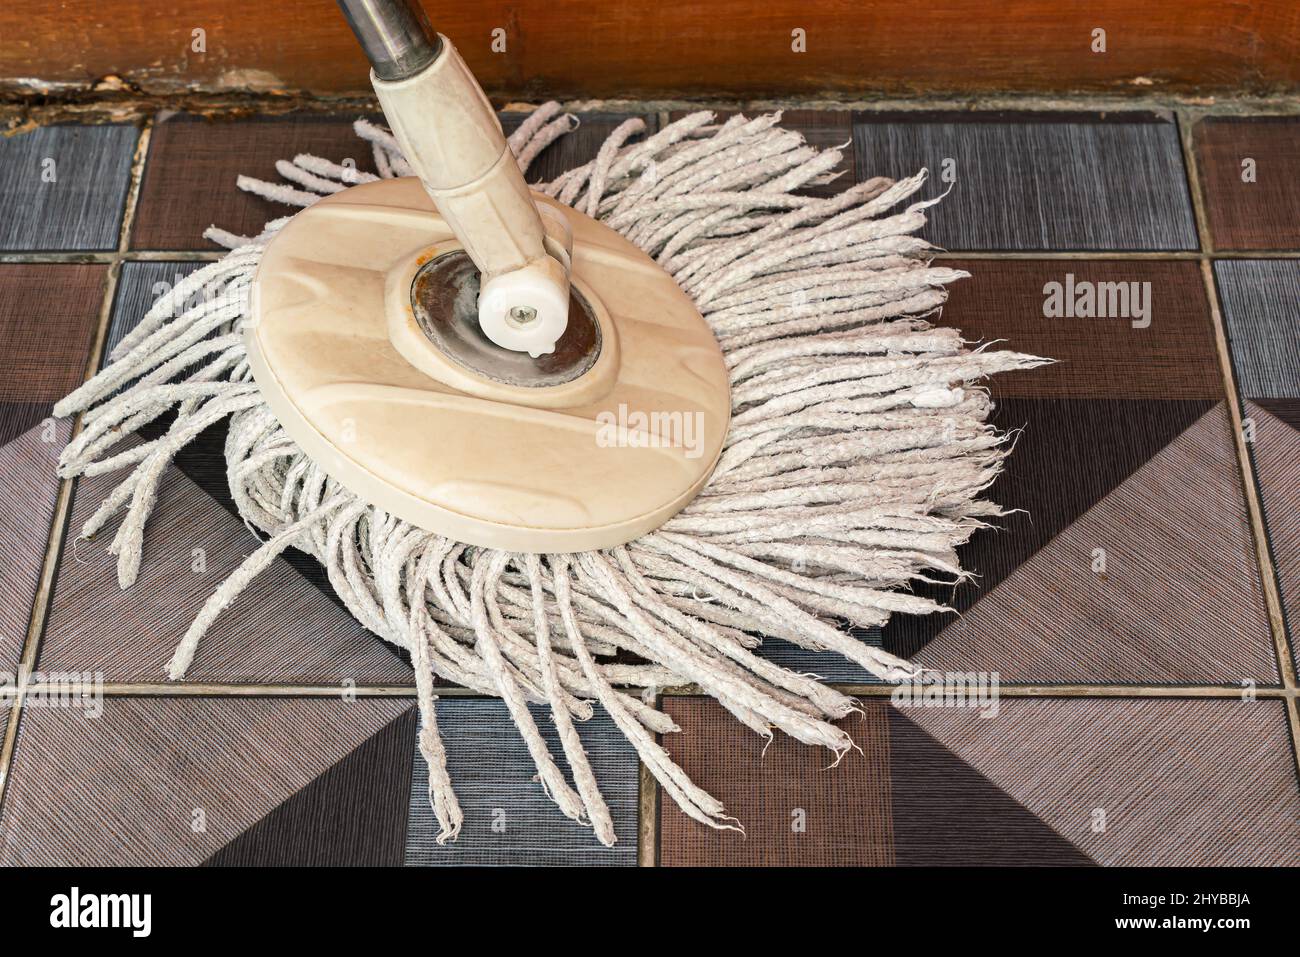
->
left=40, top=440, right=412, bottom=684
left=657, top=697, right=893, bottom=866
left=1254, top=398, right=1300, bottom=432
left=902, top=697, right=1300, bottom=866
left=887, top=707, right=1094, bottom=865
left=886, top=257, right=1231, bottom=674
left=0, top=696, right=413, bottom=866
left=915, top=403, right=1277, bottom=683
left=207, top=705, right=416, bottom=866
left=1245, top=400, right=1300, bottom=670
left=885, top=398, right=1215, bottom=661
left=0, top=419, right=68, bottom=671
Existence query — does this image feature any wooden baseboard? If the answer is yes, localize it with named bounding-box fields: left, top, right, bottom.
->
left=3, top=1, right=1298, bottom=100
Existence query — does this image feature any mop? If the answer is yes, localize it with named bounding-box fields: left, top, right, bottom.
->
left=54, top=0, right=1048, bottom=845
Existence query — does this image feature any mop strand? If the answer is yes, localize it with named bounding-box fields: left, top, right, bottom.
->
left=55, top=104, right=1050, bottom=846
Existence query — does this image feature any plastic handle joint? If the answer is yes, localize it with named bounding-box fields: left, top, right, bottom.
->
left=370, top=36, right=571, bottom=357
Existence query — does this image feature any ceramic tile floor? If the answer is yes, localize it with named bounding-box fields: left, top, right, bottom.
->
left=0, top=103, right=1296, bottom=866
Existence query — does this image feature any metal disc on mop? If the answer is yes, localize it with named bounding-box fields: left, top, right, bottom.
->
left=245, top=177, right=731, bottom=553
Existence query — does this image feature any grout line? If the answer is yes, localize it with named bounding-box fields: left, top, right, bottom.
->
left=0, top=250, right=228, bottom=264
left=1177, top=112, right=1216, bottom=256
left=0, top=681, right=1287, bottom=700
left=637, top=758, right=657, bottom=867
left=9, top=90, right=1300, bottom=127
left=1176, top=107, right=1300, bottom=781
left=0, top=118, right=154, bottom=812
left=116, top=123, right=153, bottom=257
left=933, top=250, right=1300, bottom=261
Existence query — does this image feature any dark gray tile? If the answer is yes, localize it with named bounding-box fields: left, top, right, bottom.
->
left=405, top=699, right=638, bottom=866
left=0, top=124, right=137, bottom=251
left=852, top=112, right=1197, bottom=251
left=668, top=109, right=855, bottom=198
left=1215, top=260, right=1300, bottom=400
left=757, top=627, right=883, bottom=683
left=105, top=261, right=206, bottom=362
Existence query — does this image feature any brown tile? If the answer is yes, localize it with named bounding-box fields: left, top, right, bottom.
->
left=668, top=109, right=854, bottom=197
left=131, top=114, right=377, bottom=250
left=658, top=697, right=892, bottom=866
left=1195, top=117, right=1300, bottom=250
left=0, top=264, right=105, bottom=409
left=939, top=259, right=1221, bottom=399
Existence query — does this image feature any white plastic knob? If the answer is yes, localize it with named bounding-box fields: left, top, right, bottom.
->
left=478, top=256, right=570, bottom=357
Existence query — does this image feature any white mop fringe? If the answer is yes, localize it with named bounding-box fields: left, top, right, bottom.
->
left=55, top=104, right=1050, bottom=846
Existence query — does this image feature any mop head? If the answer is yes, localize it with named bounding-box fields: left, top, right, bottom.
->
left=56, top=104, right=1048, bottom=845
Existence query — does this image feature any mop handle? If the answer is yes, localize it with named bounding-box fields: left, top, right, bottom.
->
left=336, top=0, right=572, bottom=358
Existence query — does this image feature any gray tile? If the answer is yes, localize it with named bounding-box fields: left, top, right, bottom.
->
left=105, top=261, right=206, bottom=363
left=0, top=124, right=137, bottom=251
left=852, top=112, right=1197, bottom=251
left=1215, top=260, right=1300, bottom=400
left=406, top=698, right=638, bottom=866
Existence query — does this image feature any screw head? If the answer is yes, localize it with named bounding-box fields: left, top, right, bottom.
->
left=508, top=305, right=538, bottom=326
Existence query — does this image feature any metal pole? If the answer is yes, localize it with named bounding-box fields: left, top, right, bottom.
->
left=336, top=0, right=442, bottom=81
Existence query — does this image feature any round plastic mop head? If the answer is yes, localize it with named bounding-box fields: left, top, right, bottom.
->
left=247, top=177, right=729, bottom=552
